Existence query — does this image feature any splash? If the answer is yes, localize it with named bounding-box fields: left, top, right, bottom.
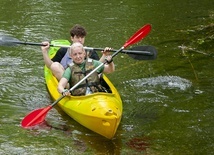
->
left=124, top=75, right=192, bottom=91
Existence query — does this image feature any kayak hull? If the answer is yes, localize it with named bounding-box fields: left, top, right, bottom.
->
left=44, top=40, right=122, bottom=139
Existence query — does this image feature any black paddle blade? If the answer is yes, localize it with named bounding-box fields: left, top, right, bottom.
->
left=128, top=46, right=157, bottom=60
left=0, top=35, right=20, bottom=46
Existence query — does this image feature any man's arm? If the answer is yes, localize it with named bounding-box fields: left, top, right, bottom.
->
left=103, top=58, right=115, bottom=74
left=41, top=41, right=53, bottom=69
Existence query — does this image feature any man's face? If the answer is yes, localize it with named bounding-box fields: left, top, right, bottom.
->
left=71, top=35, right=85, bottom=45
left=70, top=46, right=86, bottom=64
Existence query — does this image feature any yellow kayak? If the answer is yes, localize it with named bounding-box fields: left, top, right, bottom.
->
left=44, top=40, right=123, bottom=139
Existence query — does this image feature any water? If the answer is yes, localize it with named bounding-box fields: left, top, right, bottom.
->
left=0, top=0, right=213, bottom=154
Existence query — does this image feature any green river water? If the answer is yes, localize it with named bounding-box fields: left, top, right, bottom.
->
left=0, top=0, right=213, bottom=154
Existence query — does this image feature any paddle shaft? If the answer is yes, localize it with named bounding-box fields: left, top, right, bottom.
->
left=9, top=40, right=153, bottom=56
left=85, top=47, right=153, bottom=56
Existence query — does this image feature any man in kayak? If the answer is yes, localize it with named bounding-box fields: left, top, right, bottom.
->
left=41, top=24, right=110, bottom=81
left=57, top=42, right=114, bottom=96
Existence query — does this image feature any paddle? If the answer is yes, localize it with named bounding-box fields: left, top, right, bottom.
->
left=85, top=46, right=157, bottom=60
left=0, top=35, right=157, bottom=60
left=21, top=24, right=152, bottom=128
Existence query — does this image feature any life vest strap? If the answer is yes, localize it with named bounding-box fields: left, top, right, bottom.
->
left=73, top=82, right=106, bottom=92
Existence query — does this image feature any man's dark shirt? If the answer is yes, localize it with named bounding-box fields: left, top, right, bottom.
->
left=51, top=47, right=100, bottom=62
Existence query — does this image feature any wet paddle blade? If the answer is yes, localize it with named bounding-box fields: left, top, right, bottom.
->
left=0, top=35, right=20, bottom=46
left=123, top=24, right=152, bottom=48
left=0, top=35, right=47, bottom=46
left=128, top=46, right=157, bottom=60
left=21, top=106, right=52, bottom=128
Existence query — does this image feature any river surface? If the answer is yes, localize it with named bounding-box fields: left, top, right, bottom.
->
left=0, top=0, right=213, bottom=154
